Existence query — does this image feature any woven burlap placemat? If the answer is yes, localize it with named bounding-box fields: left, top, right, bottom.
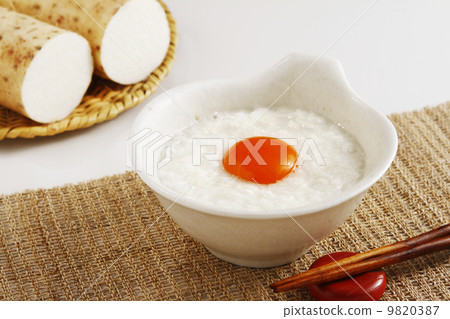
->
left=0, top=104, right=449, bottom=300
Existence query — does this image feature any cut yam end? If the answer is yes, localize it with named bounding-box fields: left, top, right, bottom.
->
left=101, top=0, right=171, bottom=85
left=22, top=32, right=93, bottom=123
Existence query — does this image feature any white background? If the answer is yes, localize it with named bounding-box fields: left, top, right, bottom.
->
left=1, top=0, right=450, bottom=194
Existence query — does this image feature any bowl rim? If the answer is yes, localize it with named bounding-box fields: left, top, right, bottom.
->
left=133, top=54, right=398, bottom=220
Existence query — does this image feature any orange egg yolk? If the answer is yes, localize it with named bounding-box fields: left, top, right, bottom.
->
left=222, top=136, right=298, bottom=184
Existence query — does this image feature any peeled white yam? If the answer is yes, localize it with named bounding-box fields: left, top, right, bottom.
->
left=1, top=0, right=171, bottom=85
left=0, top=8, right=93, bottom=123
left=101, top=0, right=171, bottom=84
left=22, top=33, right=93, bottom=123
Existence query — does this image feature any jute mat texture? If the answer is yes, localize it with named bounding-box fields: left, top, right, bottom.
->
left=0, top=104, right=449, bottom=301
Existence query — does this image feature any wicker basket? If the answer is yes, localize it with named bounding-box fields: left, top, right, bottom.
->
left=0, top=0, right=177, bottom=140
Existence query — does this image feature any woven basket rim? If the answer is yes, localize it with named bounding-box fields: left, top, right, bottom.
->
left=0, top=0, right=177, bottom=140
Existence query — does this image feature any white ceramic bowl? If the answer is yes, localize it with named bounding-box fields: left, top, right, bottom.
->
left=130, top=53, right=398, bottom=268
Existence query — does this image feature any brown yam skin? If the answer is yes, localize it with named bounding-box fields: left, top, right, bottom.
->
left=0, top=7, right=66, bottom=119
left=0, top=0, right=130, bottom=78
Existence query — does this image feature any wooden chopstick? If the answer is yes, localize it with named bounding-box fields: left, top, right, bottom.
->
left=270, top=223, right=450, bottom=293
left=271, top=223, right=450, bottom=291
